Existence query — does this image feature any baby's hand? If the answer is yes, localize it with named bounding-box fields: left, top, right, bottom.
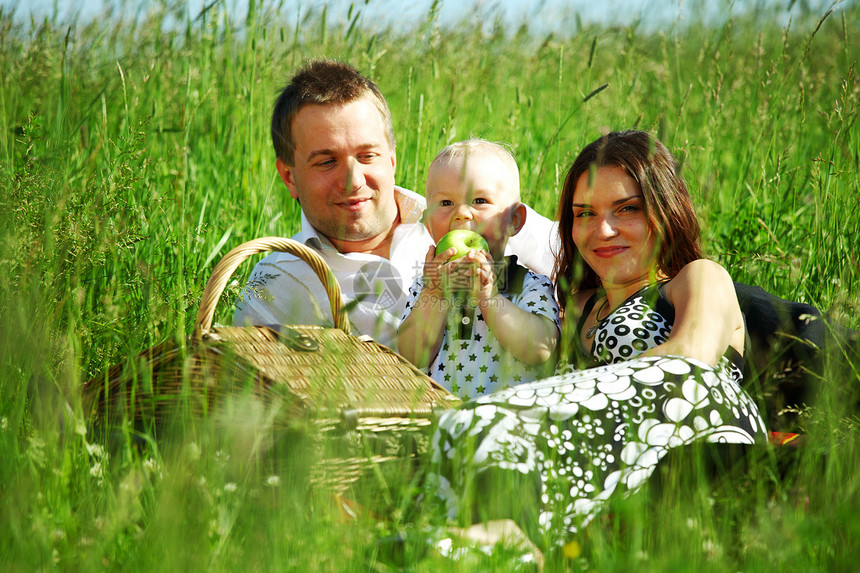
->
left=423, top=244, right=491, bottom=302
left=422, top=245, right=455, bottom=295
left=463, top=249, right=497, bottom=304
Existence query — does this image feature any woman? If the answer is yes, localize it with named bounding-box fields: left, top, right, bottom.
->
left=426, top=130, right=768, bottom=548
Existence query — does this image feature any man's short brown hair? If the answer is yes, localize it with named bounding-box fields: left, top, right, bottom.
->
left=271, top=59, right=395, bottom=165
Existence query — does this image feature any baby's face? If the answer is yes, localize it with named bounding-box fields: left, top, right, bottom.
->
left=424, top=154, right=519, bottom=259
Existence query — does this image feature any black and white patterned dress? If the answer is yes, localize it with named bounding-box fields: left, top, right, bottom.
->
left=427, top=283, right=767, bottom=546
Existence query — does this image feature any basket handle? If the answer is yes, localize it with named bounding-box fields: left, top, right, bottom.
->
left=194, top=237, right=351, bottom=339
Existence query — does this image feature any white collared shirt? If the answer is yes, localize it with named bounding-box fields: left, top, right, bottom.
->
left=233, top=186, right=559, bottom=348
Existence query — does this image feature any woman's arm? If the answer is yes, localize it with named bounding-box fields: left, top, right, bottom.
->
left=644, top=259, right=745, bottom=366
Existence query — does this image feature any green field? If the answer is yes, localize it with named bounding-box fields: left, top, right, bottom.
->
left=1, top=0, right=858, bottom=570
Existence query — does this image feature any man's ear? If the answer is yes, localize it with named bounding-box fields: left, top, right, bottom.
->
left=276, top=158, right=299, bottom=200
left=508, top=202, right=527, bottom=237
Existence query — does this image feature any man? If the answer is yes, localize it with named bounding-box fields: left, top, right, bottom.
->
left=233, top=60, right=558, bottom=348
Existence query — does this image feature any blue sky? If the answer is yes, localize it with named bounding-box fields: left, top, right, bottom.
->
left=2, top=0, right=665, bottom=28
left=0, top=0, right=838, bottom=32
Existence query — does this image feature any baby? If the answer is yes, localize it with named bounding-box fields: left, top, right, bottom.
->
left=396, top=140, right=559, bottom=397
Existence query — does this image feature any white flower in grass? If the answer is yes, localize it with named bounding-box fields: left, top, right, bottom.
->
left=90, top=462, right=104, bottom=480
left=143, top=458, right=162, bottom=480
left=702, top=538, right=723, bottom=558
left=0, top=417, right=7, bottom=431
left=435, top=537, right=454, bottom=557
left=266, top=475, right=280, bottom=487
left=75, top=420, right=87, bottom=436
left=188, top=442, right=201, bottom=461
left=27, top=436, right=47, bottom=468
left=86, top=443, right=108, bottom=460
left=224, top=482, right=237, bottom=493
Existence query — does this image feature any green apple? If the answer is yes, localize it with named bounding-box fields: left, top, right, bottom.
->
left=435, top=230, right=490, bottom=260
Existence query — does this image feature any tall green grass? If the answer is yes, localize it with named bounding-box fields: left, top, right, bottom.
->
left=1, top=1, right=858, bottom=570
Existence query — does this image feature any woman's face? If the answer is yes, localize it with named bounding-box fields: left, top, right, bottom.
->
left=571, top=165, right=660, bottom=290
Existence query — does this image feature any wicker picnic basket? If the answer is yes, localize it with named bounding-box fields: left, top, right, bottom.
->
left=83, top=237, right=460, bottom=491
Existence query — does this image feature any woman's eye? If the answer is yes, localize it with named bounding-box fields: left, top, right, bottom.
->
left=575, top=210, right=594, bottom=218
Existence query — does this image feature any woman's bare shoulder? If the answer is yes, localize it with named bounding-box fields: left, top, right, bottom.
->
left=666, top=259, right=735, bottom=298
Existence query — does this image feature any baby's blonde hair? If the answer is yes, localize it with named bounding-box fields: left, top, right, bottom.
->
left=429, top=139, right=521, bottom=201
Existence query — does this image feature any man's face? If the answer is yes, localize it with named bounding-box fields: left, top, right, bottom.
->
left=277, top=97, right=398, bottom=251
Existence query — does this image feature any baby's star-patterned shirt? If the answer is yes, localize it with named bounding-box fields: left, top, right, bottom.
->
left=400, top=258, right=560, bottom=398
